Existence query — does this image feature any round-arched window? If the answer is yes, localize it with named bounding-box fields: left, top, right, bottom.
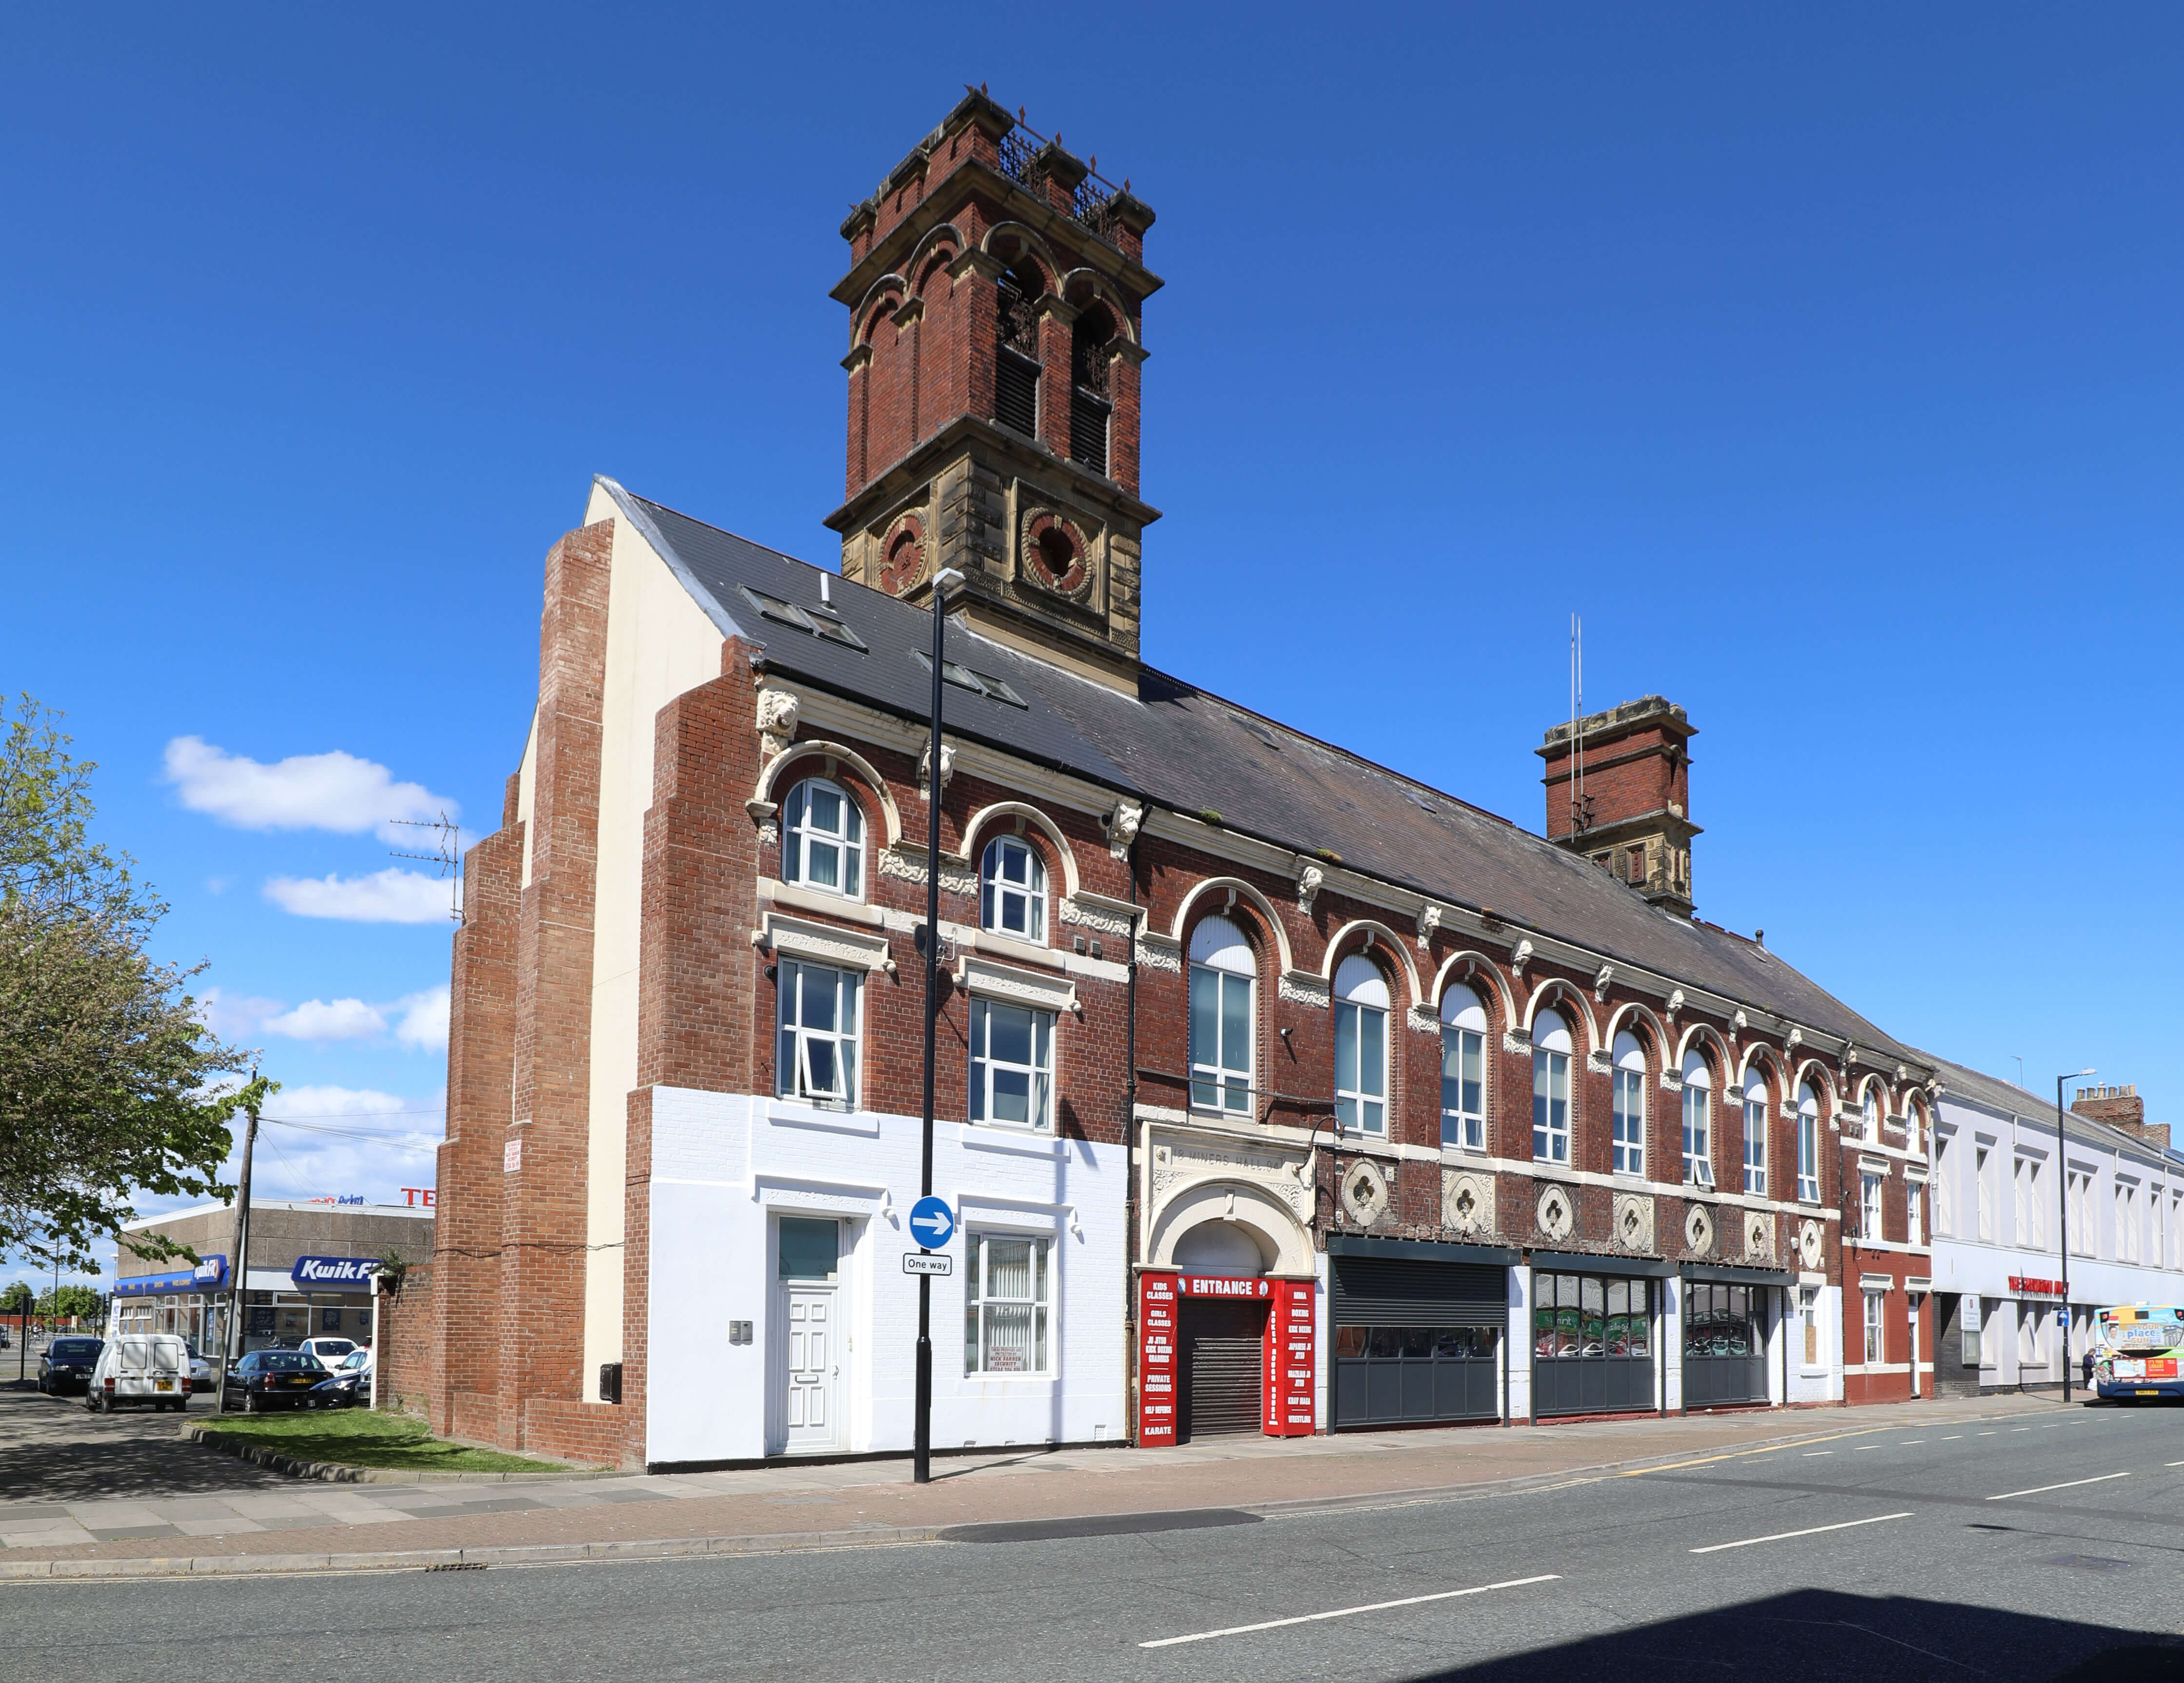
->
left=781, top=777, right=863, bottom=898
left=1188, top=915, right=1254, bottom=1115
left=1612, top=1030, right=1646, bottom=1176
left=1533, top=1007, right=1571, bottom=1164
left=1681, top=1049, right=1715, bottom=1188
left=980, top=834, right=1046, bottom=942
left=1742, top=1066, right=1770, bottom=1197
left=1334, top=956, right=1389, bottom=1137
left=1796, top=1082, right=1821, bottom=1202
left=1440, top=984, right=1487, bottom=1151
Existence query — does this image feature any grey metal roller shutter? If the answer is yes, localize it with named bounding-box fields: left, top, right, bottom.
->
left=1186, top=1335, right=1264, bottom=1437
left=1331, top=1257, right=1506, bottom=1327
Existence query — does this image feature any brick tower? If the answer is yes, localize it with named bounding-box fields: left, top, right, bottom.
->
left=826, top=90, right=1160, bottom=691
left=1537, top=696, right=1700, bottom=915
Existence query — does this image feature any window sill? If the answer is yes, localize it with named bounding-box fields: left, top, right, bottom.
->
left=768, top=1099, right=881, bottom=1137
left=959, top=1122, right=1067, bottom=1159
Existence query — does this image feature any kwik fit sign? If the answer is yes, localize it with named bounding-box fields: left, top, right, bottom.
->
left=290, top=1256, right=383, bottom=1289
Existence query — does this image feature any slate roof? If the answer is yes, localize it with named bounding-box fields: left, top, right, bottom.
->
left=605, top=479, right=1919, bottom=1065
left=1923, top=1055, right=2179, bottom=1164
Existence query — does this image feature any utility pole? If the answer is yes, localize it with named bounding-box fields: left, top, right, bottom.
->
left=216, top=1095, right=262, bottom=1415
left=2057, top=1068, right=2094, bottom=1403
left=914, top=567, right=965, bottom=1487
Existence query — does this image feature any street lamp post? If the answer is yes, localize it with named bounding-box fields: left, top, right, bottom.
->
left=915, top=567, right=966, bottom=1487
left=2056, top=1067, right=2094, bottom=1403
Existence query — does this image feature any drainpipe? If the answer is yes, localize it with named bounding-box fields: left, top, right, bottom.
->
left=1123, top=832, right=1139, bottom=1445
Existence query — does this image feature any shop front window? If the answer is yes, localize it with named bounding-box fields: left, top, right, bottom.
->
left=1533, top=1273, right=1652, bottom=1360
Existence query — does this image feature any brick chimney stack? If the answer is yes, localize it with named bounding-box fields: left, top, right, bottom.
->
left=2072, top=1083, right=2168, bottom=1153
left=1538, top=696, right=1699, bottom=916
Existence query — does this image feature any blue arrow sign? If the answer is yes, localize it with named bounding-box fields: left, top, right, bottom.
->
left=908, top=1196, right=956, bottom=1251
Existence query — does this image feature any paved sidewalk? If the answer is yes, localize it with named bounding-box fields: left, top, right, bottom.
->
left=0, top=1391, right=2072, bottom=1573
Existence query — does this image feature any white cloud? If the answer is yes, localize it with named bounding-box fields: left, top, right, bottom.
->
left=264, top=868, right=458, bottom=924
left=393, top=986, right=450, bottom=1053
left=197, top=986, right=287, bottom=1038
left=220, top=1085, right=448, bottom=1206
left=163, top=736, right=459, bottom=841
left=262, top=997, right=387, bottom=1041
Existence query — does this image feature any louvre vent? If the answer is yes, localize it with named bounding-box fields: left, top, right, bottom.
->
left=995, top=349, right=1039, bottom=438
left=1070, top=389, right=1111, bottom=476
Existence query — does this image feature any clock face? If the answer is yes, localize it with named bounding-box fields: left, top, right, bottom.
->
left=878, top=521, right=925, bottom=595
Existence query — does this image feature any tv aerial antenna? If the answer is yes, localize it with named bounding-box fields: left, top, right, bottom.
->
left=388, top=810, right=463, bottom=924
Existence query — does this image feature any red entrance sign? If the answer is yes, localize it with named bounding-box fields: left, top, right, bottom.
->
left=2009, top=1276, right=2066, bottom=1299
left=1135, top=1272, right=1316, bottom=1445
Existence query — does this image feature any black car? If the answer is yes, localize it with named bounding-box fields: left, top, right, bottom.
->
left=224, top=1350, right=330, bottom=1412
left=38, top=1337, right=104, bottom=1395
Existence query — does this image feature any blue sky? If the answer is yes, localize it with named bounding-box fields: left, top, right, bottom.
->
left=5, top=7, right=2179, bottom=1289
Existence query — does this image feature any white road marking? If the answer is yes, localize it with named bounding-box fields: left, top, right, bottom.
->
left=1977, top=1431, right=1997, bottom=1436
left=1986, top=1471, right=2131, bottom=1502
left=2165, top=1460, right=2184, bottom=1468
left=1139, top=1574, right=1561, bottom=1648
left=2010, top=1428, right=2029, bottom=1433
left=1690, top=1512, right=1913, bottom=1554
left=1803, top=1451, right=1833, bottom=1457
left=1855, top=1446, right=1880, bottom=1452
left=1902, top=1440, right=1925, bottom=1445
left=1941, top=1435, right=1963, bottom=1440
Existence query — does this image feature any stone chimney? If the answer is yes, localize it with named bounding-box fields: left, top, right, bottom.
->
left=2072, top=1083, right=2168, bottom=1153
left=1538, top=696, right=1699, bottom=916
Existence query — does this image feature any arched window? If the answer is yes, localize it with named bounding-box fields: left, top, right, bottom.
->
left=1440, top=985, right=1488, bottom=1151
left=1532, top=1007, right=1572, bottom=1165
left=781, top=777, right=863, bottom=898
left=1861, top=1089, right=1880, bottom=1142
left=1681, top=1050, right=1715, bottom=1188
left=1334, top=955, right=1389, bottom=1137
left=1612, top=1032, right=1646, bottom=1177
left=1742, top=1067, right=1769, bottom=1197
left=1796, top=1083, right=1821, bottom=1203
left=1188, top=915, right=1253, bottom=1115
left=979, top=835, right=1046, bottom=942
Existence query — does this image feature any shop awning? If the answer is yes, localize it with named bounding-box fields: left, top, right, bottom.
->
left=1530, top=1250, right=1677, bottom=1278
left=1328, top=1235, right=1520, bottom=1267
left=112, top=1256, right=226, bottom=1296
left=1682, top=1262, right=1794, bottom=1287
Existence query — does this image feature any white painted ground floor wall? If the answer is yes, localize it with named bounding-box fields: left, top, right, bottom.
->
left=643, top=1088, right=1126, bottom=1467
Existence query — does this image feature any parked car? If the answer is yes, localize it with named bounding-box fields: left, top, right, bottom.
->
left=37, top=1336, right=103, bottom=1395
left=187, top=1348, right=216, bottom=1393
left=88, top=1333, right=194, bottom=1413
left=311, top=1349, right=374, bottom=1409
left=297, top=1336, right=359, bottom=1372
left=224, top=1350, right=330, bottom=1412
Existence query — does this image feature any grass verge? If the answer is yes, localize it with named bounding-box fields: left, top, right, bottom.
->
left=198, top=1407, right=566, bottom=1473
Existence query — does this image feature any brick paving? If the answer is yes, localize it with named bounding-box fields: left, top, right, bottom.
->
left=0, top=1391, right=2065, bottom=1567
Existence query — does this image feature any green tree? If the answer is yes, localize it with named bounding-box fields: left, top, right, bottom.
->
left=0, top=695, right=265, bottom=1274
left=36, top=1283, right=102, bottom=1320
left=0, top=1280, right=30, bottom=1315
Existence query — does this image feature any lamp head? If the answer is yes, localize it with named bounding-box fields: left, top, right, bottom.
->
left=931, top=567, right=966, bottom=598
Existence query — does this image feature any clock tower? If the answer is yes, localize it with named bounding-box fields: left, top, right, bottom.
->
left=826, top=90, right=1159, bottom=691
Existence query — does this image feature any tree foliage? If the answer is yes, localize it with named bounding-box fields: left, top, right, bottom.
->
left=0, top=695, right=262, bottom=1273
left=37, top=1283, right=102, bottom=1319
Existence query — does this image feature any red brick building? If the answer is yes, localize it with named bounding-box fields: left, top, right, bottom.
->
left=404, top=92, right=1940, bottom=1469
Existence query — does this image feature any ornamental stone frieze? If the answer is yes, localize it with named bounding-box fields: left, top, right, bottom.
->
left=1613, top=1192, right=1655, bottom=1254
left=1443, top=1169, right=1495, bottom=1237
left=1338, top=1158, right=1389, bottom=1226
left=1798, top=1218, right=1825, bottom=1270
left=1144, top=1122, right=1316, bottom=1231
left=1743, top=1210, right=1774, bottom=1262
left=1535, top=1182, right=1576, bottom=1242
left=1684, top=1202, right=1716, bottom=1256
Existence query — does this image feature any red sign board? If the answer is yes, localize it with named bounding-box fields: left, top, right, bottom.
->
left=1262, top=1278, right=1316, bottom=1437
left=2009, top=1276, right=2066, bottom=1299
left=1137, top=1273, right=1181, bottom=1447
left=1135, top=1272, right=1317, bottom=1445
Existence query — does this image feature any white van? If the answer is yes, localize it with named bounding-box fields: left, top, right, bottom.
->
left=87, top=1333, right=193, bottom=1413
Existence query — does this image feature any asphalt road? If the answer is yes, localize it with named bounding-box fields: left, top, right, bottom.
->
left=9, top=1404, right=2183, bottom=1682
left=0, top=1370, right=292, bottom=1505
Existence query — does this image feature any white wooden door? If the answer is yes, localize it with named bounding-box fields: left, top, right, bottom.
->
left=781, top=1288, right=838, bottom=1451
